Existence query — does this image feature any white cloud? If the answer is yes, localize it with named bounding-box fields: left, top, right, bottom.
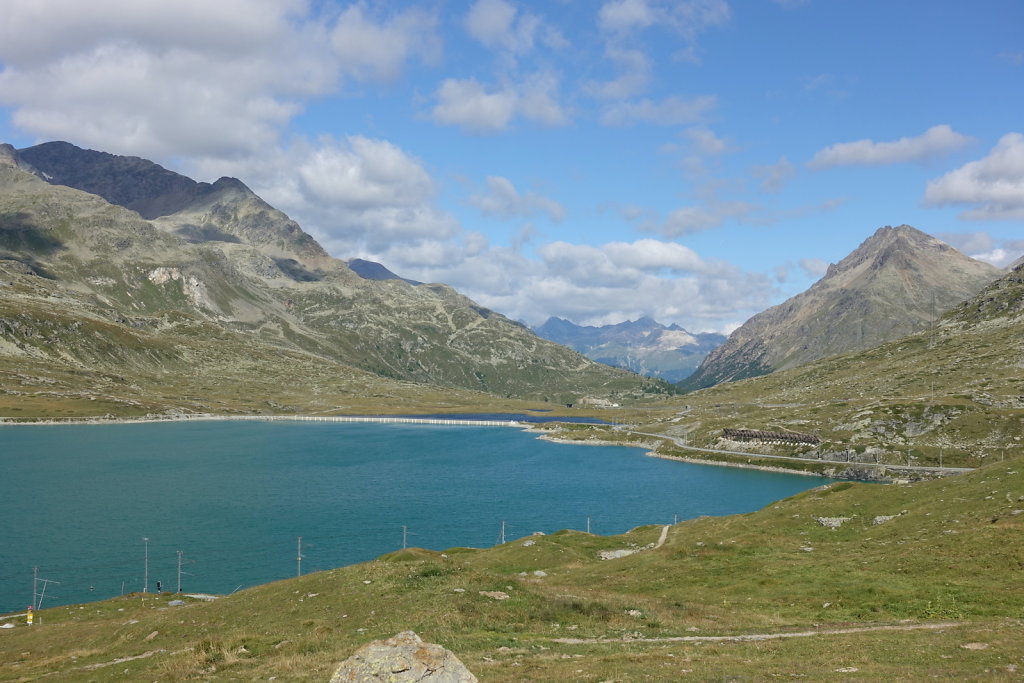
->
left=601, top=95, right=716, bottom=126
left=192, top=136, right=457, bottom=253
left=653, top=201, right=753, bottom=237
left=584, top=47, right=652, bottom=100
left=798, top=258, right=830, bottom=278
left=464, top=0, right=565, bottom=54
left=598, top=0, right=655, bottom=32
left=683, top=127, right=731, bottom=156
left=296, top=136, right=434, bottom=210
left=808, top=125, right=972, bottom=169
left=751, top=156, right=795, bottom=193
left=330, top=3, right=440, bottom=82
left=469, top=176, right=565, bottom=222
left=0, top=0, right=443, bottom=160
left=430, top=75, right=568, bottom=133
left=597, top=0, right=730, bottom=39
left=936, top=232, right=1024, bottom=268
left=924, top=132, right=1024, bottom=220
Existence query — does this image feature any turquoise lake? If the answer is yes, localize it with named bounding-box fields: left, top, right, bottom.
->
left=0, top=421, right=832, bottom=612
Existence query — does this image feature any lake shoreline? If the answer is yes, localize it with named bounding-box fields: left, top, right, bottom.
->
left=1, top=412, right=834, bottom=478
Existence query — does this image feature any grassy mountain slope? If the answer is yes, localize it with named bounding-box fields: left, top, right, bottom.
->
left=681, top=225, right=1002, bottom=391
left=638, top=263, right=1024, bottom=469
left=4, top=456, right=1022, bottom=680
left=0, top=143, right=665, bottom=412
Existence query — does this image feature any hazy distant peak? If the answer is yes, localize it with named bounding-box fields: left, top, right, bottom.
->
left=347, top=258, right=422, bottom=285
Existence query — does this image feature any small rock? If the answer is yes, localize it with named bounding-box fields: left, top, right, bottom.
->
left=835, top=667, right=858, bottom=673
left=961, top=642, right=989, bottom=650
left=815, top=516, right=852, bottom=529
left=626, top=609, right=642, bottom=617
left=144, top=630, right=159, bottom=641
left=330, top=631, right=477, bottom=682
left=800, top=546, right=814, bottom=552
left=1, top=623, right=14, bottom=629
left=167, top=600, right=186, bottom=607
left=479, top=591, right=510, bottom=600
left=533, top=570, right=547, bottom=577
left=453, top=588, right=466, bottom=593
left=522, top=540, right=536, bottom=547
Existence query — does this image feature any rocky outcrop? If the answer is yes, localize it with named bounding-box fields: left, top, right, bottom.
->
left=681, top=225, right=1002, bottom=391
left=329, top=631, right=477, bottom=683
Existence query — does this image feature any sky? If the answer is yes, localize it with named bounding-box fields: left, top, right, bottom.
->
left=1, top=0, right=1022, bottom=334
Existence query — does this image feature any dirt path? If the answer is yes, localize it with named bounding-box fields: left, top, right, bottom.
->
left=552, top=621, right=961, bottom=645
left=654, top=524, right=670, bottom=549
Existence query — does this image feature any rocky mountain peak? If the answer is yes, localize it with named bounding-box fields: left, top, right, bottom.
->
left=680, top=225, right=1002, bottom=391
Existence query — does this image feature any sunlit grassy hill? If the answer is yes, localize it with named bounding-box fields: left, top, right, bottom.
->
left=639, top=264, right=1024, bottom=470
left=3, top=457, right=1022, bottom=681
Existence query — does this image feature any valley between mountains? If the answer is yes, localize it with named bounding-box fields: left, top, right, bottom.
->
left=1, top=141, right=1023, bottom=681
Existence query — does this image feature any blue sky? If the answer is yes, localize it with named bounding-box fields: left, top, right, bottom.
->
left=1, top=0, right=1021, bottom=332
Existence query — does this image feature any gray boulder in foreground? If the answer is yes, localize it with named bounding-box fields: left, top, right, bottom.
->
left=329, top=631, right=478, bottom=682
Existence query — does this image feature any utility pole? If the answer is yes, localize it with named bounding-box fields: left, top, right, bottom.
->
left=402, top=526, right=408, bottom=550
left=177, top=551, right=184, bottom=593
left=142, top=537, right=149, bottom=593
left=32, top=566, right=37, bottom=609
left=296, top=537, right=303, bottom=577
left=35, top=577, right=59, bottom=609
left=586, top=516, right=591, bottom=534
left=498, top=520, right=506, bottom=545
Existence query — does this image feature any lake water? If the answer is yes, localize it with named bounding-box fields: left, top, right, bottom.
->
left=0, top=421, right=831, bottom=612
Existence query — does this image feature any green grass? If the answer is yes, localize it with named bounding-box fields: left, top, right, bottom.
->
left=4, top=458, right=1023, bottom=680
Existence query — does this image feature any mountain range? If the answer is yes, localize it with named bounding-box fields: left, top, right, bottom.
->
left=680, top=225, right=1002, bottom=391
left=533, top=316, right=725, bottom=383
left=0, top=141, right=665, bottom=416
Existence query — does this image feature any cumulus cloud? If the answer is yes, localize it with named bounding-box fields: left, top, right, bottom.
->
left=601, top=95, right=716, bottom=126
left=464, top=0, right=566, bottom=54
left=430, top=75, right=568, bottom=133
left=384, top=238, right=775, bottom=331
left=0, top=0, right=443, bottom=160
left=808, top=125, right=972, bottom=169
left=924, top=132, right=1024, bottom=220
left=192, top=135, right=457, bottom=253
left=330, top=3, right=441, bottom=82
left=469, top=176, right=565, bottom=222
left=937, top=232, right=1024, bottom=268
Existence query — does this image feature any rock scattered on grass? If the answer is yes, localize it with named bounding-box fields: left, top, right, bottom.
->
left=330, top=630, right=477, bottom=682
left=815, top=516, right=852, bottom=529
left=479, top=591, right=510, bottom=600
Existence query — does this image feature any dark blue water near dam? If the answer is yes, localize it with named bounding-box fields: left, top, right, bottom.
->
left=0, top=421, right=831, bottom=612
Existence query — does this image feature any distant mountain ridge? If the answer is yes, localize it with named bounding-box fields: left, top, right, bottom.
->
left=0, top=141, right=664, bottom=411
left=347, top=258, right=422, bottom=286
left=680, top=225, right=1002, bottom=391
left=534, top=316, right=726, bottom=382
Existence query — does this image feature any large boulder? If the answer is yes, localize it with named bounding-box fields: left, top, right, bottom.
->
left=329, top=631, right=478, bottom=682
